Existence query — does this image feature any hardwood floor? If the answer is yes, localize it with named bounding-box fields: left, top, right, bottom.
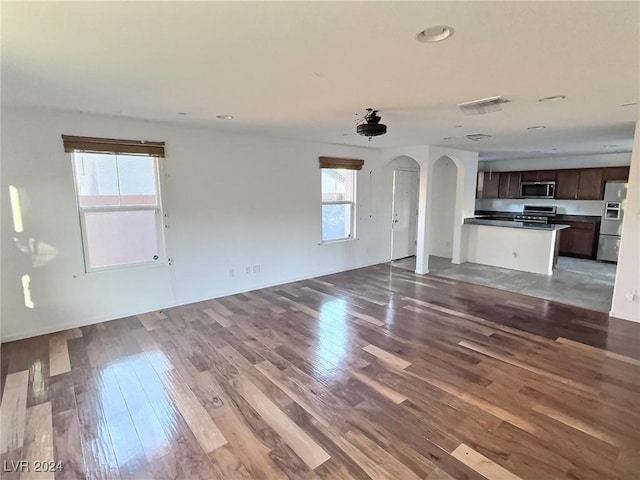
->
left=1, top=264, right=639, bottom=479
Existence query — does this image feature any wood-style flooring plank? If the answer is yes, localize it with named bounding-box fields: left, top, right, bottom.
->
left=21, top=402, right=54, bottom=480
left=234, top=374, right=331, bottom=470
left=556, top=336, right=640, bottom=367
left=458, top=340, right=599, bottom=394
left=361, top=344, right=411, bottom=370
left=451, top=443, right=523, bottom=480
left=532, top=403, right=620, bottom=447
left=49, top=333, right=71, bottom=377
left=350, top=370, right=408, bottom=404
left=0, top=370, right=29, bottom=454
left=51, top=408, right=85, bottom=480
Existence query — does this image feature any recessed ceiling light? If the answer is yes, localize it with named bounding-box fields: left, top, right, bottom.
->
left=621, top=102, right=638, bottom=107
left=538, top=95, right=566, bottom=102
left=551, top=148, right=558, bottom=151
left=216, top=114, right=234, bottom=120
left=312, top=72, right=326, bottom=79
left=177, top=112, right=187, bottom=116
left=604, top=144, right=618, bottom=148
left=443, top=137, right=456, bottom=140
left=416, top=25, right=454, bottom=43
left=527, top=125, right=546, bottom=130
left=454, top=124, right=463, bottom=128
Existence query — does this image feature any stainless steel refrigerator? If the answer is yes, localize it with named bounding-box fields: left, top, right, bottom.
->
left=597, top=181, right=628, bottom=262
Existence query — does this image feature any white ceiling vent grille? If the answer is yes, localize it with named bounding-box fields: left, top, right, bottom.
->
left=465, top=133, right=493, bottom=142
left=457, top=95, right=510, bottom=115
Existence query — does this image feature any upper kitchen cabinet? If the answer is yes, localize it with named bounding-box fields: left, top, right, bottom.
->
left=603, top=166, right=630, bottom=181
left=556, top=168, right=604, bottom=200
left=521, top=170, right=557, bottom=182
left=479, top=166, right=628, bottom=200
left=555, top=169, right=580, bottom=199
left=477, top=171, right=500, bottom=198
left=498, top=171, right=521, bottom=198
left=577, top=168, right=604, bottom=199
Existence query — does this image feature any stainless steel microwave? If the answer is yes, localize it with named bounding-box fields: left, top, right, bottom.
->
left=520, top=181, right=555, bottom=199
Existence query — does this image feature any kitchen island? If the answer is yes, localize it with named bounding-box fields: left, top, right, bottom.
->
left=464, top=218, right=570, bottom=275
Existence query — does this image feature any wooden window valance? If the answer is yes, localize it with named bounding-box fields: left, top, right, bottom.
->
left=62, top=135, right=166, bottom=157
left=318, top=156, right=364, bottom=171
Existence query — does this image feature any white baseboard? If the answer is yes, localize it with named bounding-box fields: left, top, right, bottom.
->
left=609, top=309, right=640, bottom=323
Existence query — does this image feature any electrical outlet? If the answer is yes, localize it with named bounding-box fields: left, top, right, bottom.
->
left=245, top=266, right=252, bottom=275
left=626, top=289, right=638, bottom=302
left=253, top=264, right=260, bottom=273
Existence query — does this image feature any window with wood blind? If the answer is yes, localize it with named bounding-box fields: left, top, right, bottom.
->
left=319, top=157, right=363, bottom=242
left=63, top=135, right=167, bottom=272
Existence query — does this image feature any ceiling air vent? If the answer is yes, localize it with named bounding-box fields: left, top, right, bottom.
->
left=465, top=133, right=492, bottom=142
left=457, top=95, right=510, bottom=115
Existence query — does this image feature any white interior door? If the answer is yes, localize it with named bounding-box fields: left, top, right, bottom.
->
left=391, top=170, right=419, bottom=260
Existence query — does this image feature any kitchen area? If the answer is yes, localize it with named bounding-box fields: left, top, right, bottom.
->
left=472, top=165, right=629, bottom=263
left=435, top=163, right=630, bottom=313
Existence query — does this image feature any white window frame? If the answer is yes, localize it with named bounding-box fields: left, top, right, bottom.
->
left=71, top=152, right=167, bottom=273
left=321, top=168, right=357, bottom=243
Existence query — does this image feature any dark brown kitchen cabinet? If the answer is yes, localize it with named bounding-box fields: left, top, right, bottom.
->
left=521, top=170, right=557, bottom=182
left=498, top=172, right=521, bottom=198
left=557, top=221, right=599, bottom=259
left=555, top=169, right=580, bottom=199
left=604, top=166, right=630, bottom=181
left=558, top=226, right=572, bottom=253
left=496, top=166, right=626, bottom=200
left=477, top=171, right=500, bottom=198
left=577, top=168, right=604, bottom=200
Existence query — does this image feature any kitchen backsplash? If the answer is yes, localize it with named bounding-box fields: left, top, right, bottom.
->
left=475, top=198, right=605, bottom=216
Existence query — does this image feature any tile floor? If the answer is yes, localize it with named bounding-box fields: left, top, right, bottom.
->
left=391, top=255, right=617, bottom=313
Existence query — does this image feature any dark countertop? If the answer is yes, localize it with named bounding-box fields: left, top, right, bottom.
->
left=475, top=210, right=601, bottom=224
left=464, top=218, right=570, bottom=231
left=475, top=210, right=516, bottom=218
left=554, top=214, right=601, bottom=223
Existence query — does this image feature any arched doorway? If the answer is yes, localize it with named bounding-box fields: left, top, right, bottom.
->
left=428, top=156, right=457, bottom=260
left=389, top=156, right=420, bottom=261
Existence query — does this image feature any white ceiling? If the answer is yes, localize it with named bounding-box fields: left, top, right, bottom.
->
left=2, top=1, right=639, bottom=161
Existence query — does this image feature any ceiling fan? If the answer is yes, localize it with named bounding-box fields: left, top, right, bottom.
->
left=356, top=108, right=387, bottom=141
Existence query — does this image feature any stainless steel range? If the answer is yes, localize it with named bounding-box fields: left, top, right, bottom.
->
left=514, top=205, right=557, bottom=224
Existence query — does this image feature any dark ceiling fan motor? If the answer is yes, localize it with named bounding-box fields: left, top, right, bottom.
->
left=357, top=108, right=387, bottom=140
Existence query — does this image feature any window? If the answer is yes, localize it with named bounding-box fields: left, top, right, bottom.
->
left=64, top=135, right=166, bottom=271
left=321, top=168, right=356, bottom=241
left=319, top=156, right=363, bottom=242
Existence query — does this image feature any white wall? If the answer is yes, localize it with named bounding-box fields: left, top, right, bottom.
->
left=1, top=106, right=391, bottom=341
left=476, top=198, right=605, bottom=216
left=480, top=152, right=631, bottom=172
left=611, top=122, right=639, bottom=322
left=430, top=146, right=479, bottom=267
left=429, top=157, right=456, bottom=258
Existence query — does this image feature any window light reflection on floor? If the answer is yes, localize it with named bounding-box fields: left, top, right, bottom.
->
left=316, top=298, right=350, bottom=377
